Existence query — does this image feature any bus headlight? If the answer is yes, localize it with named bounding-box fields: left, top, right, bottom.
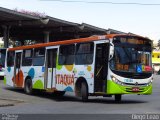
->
left=146, top=79, right=153, bottom=86
left=111, top=75, right=124, bottom=86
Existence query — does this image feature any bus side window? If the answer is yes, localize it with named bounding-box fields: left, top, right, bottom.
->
left=58, top=44, right=75, bottom=65
left=7, top=51, right=15, bottom=67
left=22, top=49, right=33, bottom=66
left=33, top=48, right=45, bottom=66
left=75, top=42, right=94, bottom=65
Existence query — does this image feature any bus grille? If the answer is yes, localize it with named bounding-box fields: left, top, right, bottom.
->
left=126, top=88, right=145, bottom=92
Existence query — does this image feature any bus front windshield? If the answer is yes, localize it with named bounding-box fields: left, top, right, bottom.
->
left=110, top=36, right=152, bottom=78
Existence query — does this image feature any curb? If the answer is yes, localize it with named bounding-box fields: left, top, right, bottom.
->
left=0, top=103, right=14, bottom=107
left=0, top=98, right=24, bottom=107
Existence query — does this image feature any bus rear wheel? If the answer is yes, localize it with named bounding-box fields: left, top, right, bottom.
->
left=24, top=79, right=33, bottom=95
left=81, top=82, right=88, bottom=102
left=114, top=94, right=122, bottom=102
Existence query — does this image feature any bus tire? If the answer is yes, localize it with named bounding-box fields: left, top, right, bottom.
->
left=81, top=82, right=88, bottom=102
left=24, top=78, right=33, bottom=95
left=115, top=94, right=122, bottom=102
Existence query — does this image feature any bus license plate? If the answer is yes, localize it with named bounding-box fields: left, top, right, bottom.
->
left=132, top=87, right=140, bottom=92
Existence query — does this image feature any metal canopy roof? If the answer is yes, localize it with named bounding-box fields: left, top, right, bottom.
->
left=0, top=7, right=106, bottom=31
left=0, top=7, right=40, bottom=21
left=0, top=7, right=119, bottom=43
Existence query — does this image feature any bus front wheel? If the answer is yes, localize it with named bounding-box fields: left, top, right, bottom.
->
left=24, top=79, right=33, bottom=95
left=114, top=94, right=122, bottom=102
left=81, top=82, right=88, bottom=102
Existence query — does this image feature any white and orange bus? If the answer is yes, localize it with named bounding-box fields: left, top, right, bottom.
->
left=0, top=48, right=6, bottom=80
left=4, top=34, right=153, bottom=102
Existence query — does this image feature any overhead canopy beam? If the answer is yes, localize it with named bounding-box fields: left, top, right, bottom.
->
left=0, top=7, right=125, bottom=48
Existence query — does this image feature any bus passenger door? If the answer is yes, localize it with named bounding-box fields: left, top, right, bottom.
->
left=46, top=48, right=57, bottom=89
left=94, top=43, right=109, bottom=92
left=14, top=51, right=23, bottom=87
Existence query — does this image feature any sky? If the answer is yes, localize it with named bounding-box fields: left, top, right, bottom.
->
left=0, top=0, right=160, bottom=43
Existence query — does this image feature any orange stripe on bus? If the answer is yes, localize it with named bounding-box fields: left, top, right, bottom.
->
left=8, top=34, right=148, bottom=51
left=8, top=36, right=107, bottom=51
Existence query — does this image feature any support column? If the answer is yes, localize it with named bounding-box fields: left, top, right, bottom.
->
left=44, top=31, right=50, bottom=43
left=2, top=25, right=10, bottom=48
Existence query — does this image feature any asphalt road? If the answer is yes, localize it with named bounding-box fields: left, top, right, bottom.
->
left=0, top=75, right=159, bottom=115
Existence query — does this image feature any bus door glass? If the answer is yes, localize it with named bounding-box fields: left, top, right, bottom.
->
left=46, top=48, right=57, bottom=89
left=14, top=51, right=22, bottom=87
left=94, top=43, right=109, bottom=92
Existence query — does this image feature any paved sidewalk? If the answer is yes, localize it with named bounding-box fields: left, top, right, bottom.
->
left=0, top=98, right=24, bottom=107
left=0, top=98, right=15, bottom=107
left=0, top=80, right=24, bottom=107
left=0, top=80, right=15, bottom=107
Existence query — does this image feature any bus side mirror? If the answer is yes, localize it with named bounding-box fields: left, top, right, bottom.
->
left=109, top=43, right=114, bottom=60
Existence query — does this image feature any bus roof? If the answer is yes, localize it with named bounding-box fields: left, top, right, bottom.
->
left=106, top=34, right=150, bottom=40
left=8, top=35, right=107, bottom=51
left=8, top=34, right=150, bottom=51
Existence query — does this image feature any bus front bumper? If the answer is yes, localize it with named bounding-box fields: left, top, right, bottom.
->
left=107, top=80, right=152, bottom=95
